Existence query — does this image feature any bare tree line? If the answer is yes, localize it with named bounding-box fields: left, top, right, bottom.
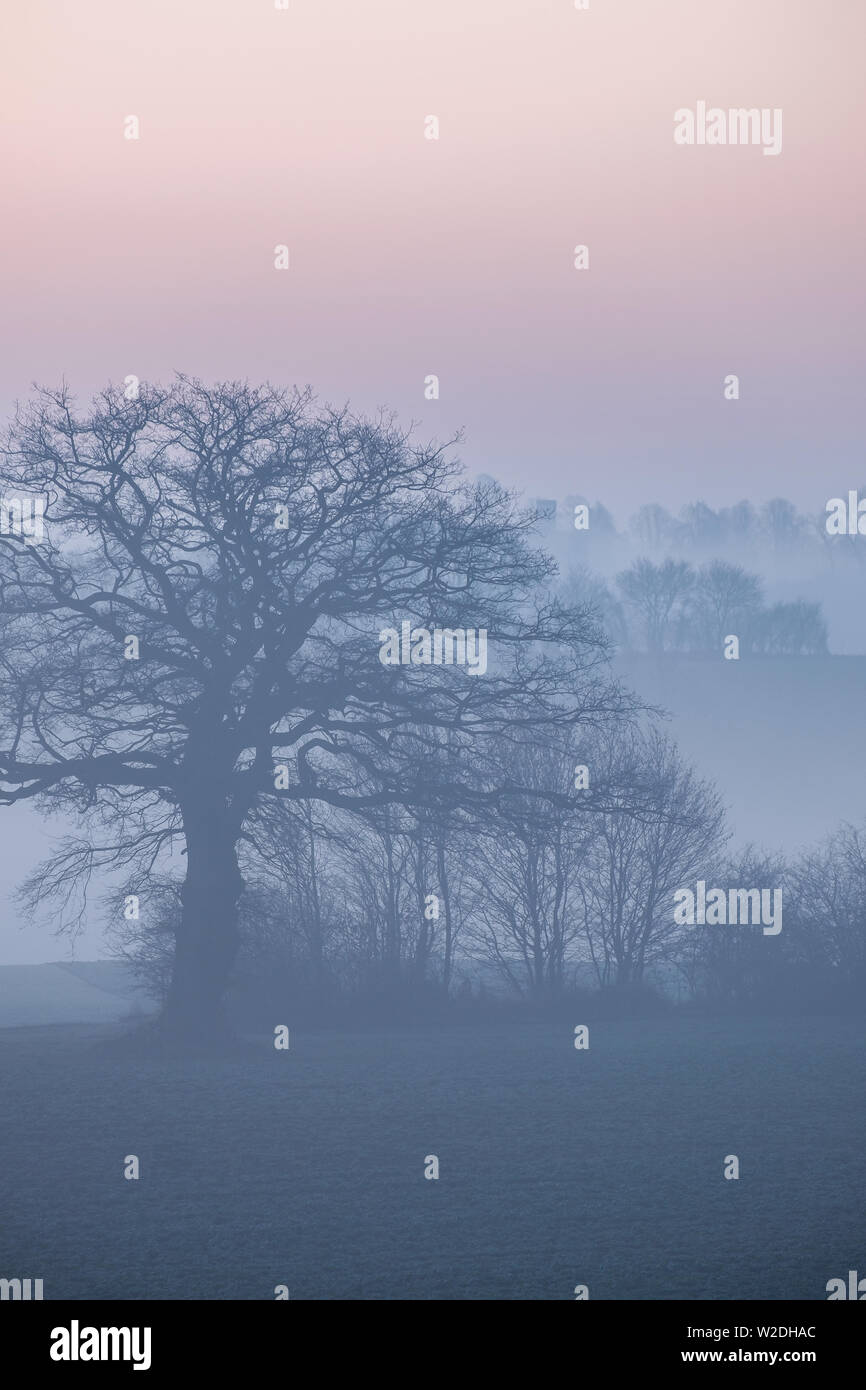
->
left=533, top=491, right=866, bottom=563
left=110, top=720, right=866, bottom=1020
left=563, top=558, right=828, bottom=656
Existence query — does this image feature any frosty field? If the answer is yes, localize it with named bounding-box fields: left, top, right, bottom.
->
left=0, top=1016, right=862, bottom=1301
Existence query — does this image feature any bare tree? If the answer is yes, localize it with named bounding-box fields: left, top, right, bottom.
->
left=578, top=729, right=727, bottom=988
left=465, top=733, right=597, bottom=996
left=683, top=560, right=763, bottom=652
left=616, top=558, right=695, bottom=653
left=759, top=498, right=804, bottom=552
left=787, top=823, right=866, bottom=989
left=559, top=566, right=629, bottom=651
left=680, top=846, right=787, bottom=1004
left=629, top=504, right=677, bottom=552
left=0, top=378, right=634, bottom=1046
left=750, top=600, right=828, bottom=656
left=679, top=501, right=724, bottom=551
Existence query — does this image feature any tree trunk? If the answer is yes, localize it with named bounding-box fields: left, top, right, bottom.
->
left=161, top=809, right=245, bottom=1050
left=437, top=841, right=454, bottom=995
left=303, top=802, right=326, bottom=990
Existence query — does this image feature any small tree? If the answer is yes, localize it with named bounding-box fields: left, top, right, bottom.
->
left=750, top=600, right=828, bottom=656
left=787, top=823, right=866, bottom=994
left=682, top=846, right=787, bottom=1005
left=683, top=560, right=763, bottom=652
left=616, top=557, right=695, bottom=653
left=578, top=729, right=727, bottom=988
left=465, top=732, right=599, bottom=997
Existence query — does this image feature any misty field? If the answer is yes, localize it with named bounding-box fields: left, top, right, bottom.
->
left=1, top=1015, right=863, bottom=1301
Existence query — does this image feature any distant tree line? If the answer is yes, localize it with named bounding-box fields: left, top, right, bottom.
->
left=561, top=559, right=828, bottom=656
left=537, top=491, right=866, bottom=562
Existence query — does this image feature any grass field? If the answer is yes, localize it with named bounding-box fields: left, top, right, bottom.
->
left=0, top=1015, right=862, bottom=1300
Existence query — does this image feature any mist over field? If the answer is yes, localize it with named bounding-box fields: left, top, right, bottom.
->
left=2, top=0, right=864, bottom=1315
left=2, top=434, right=863, bottom=1305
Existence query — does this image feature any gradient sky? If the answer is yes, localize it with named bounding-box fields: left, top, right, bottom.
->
left=1, top=0, right=864, bottom=962
left=2, top=0, right=864, bottom=520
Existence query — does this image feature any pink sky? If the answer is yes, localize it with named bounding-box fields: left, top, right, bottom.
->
left=3, top=0, right=864, bottom=517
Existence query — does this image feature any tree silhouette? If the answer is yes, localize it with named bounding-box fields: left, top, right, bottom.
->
left=0, top=378, right=634, bottom=1047
left=616, top=557, right=694, bottom=653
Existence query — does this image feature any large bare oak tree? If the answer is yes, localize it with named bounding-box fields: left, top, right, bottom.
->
left=0, top=378, right=634, bottom=1046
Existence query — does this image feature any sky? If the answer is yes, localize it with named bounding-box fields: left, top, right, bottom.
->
left=0, top=0, right=863, bottom=961
left=2, top=0, right=864, bottom=520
